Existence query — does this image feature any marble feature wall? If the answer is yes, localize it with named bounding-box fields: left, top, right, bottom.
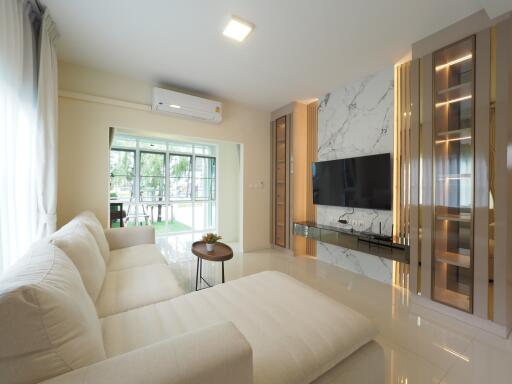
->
left=316, top=66, right=395, bottom=285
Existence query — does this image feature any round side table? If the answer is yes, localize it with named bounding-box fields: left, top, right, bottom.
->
left=191, top=241, right=233, bottom=291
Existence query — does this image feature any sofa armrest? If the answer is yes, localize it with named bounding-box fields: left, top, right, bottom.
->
left=40, top=321, right=253, bottom=384
left=104, top=226, right=155, bottom=250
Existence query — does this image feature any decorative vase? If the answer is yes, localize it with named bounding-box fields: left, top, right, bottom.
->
left=206, top=243, right=215, bottom=252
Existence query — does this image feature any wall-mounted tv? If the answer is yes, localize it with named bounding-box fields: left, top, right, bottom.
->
left=312, top=153, right=392, bottom=210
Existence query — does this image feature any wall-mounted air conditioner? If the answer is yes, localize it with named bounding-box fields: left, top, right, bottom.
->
left=152, top=87, right=222, bottom=123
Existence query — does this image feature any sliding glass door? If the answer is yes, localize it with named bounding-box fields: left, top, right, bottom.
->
left=168, top=154, right=193, bottom=232
left=109, top=135, right=217, bottom=236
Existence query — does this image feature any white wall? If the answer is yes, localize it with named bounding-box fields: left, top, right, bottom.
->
left=57, top=62, right=269, bottom=251
left=217, top=142, right=240, bottom=242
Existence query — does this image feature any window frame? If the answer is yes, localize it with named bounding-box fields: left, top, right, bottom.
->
left=109, top=148, right=136, bottom=202
left=109, top=135, right=218, bottom=233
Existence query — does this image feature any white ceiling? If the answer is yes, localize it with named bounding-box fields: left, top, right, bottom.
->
left=43, top=0, right=511, bottom=111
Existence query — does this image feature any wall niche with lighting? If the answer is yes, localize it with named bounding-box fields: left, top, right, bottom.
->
left=432, top=36, right=475, bottom=313
left=396, top=11, right=512, bottom=337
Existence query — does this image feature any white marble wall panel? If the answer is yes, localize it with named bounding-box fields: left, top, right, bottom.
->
left=316, top=66, right=394, bottom=284
left=318, top=66, right=394, bottom=161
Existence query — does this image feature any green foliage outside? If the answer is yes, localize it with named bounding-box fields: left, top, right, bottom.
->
left=110, top=150, right=193, bottom=228
left=110, top=151, right=192, bottom=201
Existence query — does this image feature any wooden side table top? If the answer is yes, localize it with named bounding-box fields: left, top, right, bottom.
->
left=191, top=241, right=233, bottom=262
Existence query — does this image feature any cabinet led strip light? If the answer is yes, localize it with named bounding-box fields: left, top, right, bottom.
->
left=435, top=136, right=472, bottom=143
left=435, top=54, right=472, bottom=71
left=443, top=175, right=471, bottom=180
left=435, top=95, right=472, bottom=107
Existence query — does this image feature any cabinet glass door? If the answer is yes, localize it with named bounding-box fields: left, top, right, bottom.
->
left=432, top=36, right=474, bottom=312
left=275, top=116, right=287, bottom=247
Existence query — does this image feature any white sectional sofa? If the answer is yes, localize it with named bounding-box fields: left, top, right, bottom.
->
left=0, top=212, right=383, bottom=384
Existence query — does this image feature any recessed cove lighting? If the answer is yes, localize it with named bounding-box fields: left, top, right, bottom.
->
left=169, top=104, right=181, bottom=109
left=223, top=17, right=253, bottom=42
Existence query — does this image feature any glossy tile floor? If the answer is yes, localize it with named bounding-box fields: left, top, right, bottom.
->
left=157, top=234, right=512, bottom=384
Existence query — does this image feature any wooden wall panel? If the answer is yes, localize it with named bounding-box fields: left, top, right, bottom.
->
left=493, top=17, right=512, bottom=330
left=393, top=61, right=417, bottom=288
left=420, top=53, right=434, bottom=299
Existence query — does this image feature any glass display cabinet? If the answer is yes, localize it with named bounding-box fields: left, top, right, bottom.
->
left=432, top=36, right=475, bottom=312
left=274, top=116, right=287, bottom=247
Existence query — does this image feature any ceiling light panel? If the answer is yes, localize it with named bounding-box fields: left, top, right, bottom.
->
left=223, top=17, right=253, bottom=42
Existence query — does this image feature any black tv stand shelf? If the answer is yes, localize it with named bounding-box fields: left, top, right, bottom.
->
left=293, top=222, right=410, bottom=264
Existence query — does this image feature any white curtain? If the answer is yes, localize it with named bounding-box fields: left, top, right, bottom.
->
left=0, top=1, right=58, bottom=273
left=36, top=10, right=59, bottom=238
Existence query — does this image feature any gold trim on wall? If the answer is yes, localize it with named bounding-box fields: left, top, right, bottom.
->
left=393, top=62, right=413, bottom=288
left=306, top=101, right=318, bottom=256
left=394, top=61, right=412, bottom=244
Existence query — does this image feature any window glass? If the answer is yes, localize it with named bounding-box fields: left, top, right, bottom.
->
left=139, top=139, right=166, bottom=151
left=195, top=156, right=216, bottom=200
left=139, top=152, right=165, bottom=202
left=169, top=155, right=192, bottom=200
left=194, top=144, right=216, bottom=156
left=168, top=142, right=193, bottom=154
left=194, top=201, right=216, bottom=230
left=112, top=136, right=136, bottom=148
left=169, top=202, right=193, bottom=229
left=110, top=149, right=135, bottom=201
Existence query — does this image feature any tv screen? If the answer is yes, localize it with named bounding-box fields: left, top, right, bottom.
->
left=312, top=153, right=392, bottom=210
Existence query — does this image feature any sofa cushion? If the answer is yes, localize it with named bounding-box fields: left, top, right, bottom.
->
left=51, top=220, right=106, bottom=302
left=76, top=211, right=110, bottom=263
left=96, top=264, right=184, bottom=317
left=0, top=241, right=106, bottom=384
left=107, top=244, right=166, bottom=272
left=101, top=271, right=377, bottom=384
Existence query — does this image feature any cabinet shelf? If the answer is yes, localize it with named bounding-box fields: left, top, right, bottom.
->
left=429, top=35, right=475, bottom=313
left=436, top=250, right=471, bottom=268
left=434, top=287, right=470, bottom=312
left=436, top=82, right=472, bottom=96
left=435, top=128, right=472, bottom=142
left=437, top=173, right=471, bottom=180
